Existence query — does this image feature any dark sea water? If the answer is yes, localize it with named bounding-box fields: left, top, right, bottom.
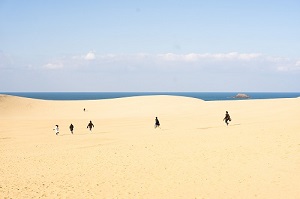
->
left=1, top=92, right=300, bottom=101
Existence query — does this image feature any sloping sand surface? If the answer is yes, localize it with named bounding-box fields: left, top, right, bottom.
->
left=1, top=94, right=300, bottom=198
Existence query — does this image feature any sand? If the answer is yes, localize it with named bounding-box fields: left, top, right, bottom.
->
left=0, top=94, right=300, bottom=198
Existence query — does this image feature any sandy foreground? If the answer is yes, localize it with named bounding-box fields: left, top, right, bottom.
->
left=0, top=94, right=300, bottom=199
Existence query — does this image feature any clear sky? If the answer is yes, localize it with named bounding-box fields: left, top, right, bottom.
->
left=1, top=0, right=300, bottom=92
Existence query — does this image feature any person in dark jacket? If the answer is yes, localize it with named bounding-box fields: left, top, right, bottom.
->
left=87, top=121, right=94, bottom=131
left=223, top=111, right=231, bottom=126
left=69, top=123, right=74, bottom=134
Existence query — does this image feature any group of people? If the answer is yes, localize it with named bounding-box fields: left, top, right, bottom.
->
left=53, top=111, right=231, bottom=136
left=154, top=112, right=231, bottom=128
left=53, top=120, right=94, bottom=136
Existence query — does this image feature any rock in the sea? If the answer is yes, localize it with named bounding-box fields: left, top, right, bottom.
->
left=234, top=93, right=250, bottom=99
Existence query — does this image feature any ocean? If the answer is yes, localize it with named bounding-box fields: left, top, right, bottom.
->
left=1, top=92, right=300, bottom=101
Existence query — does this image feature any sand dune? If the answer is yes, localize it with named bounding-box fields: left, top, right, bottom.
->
left=1, top=94, right=300, bottom=198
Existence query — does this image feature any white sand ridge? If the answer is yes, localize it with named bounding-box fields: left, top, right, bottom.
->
left=0, top=94, right=300, bottom=198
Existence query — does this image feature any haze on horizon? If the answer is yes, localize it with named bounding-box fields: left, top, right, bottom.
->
left=1, top=0, right=300, bottom=92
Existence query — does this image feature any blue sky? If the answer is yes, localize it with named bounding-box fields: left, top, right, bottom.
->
left=1, top=0, right=300, bottom=91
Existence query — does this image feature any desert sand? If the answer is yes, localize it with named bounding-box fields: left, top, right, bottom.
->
left=0, top=94, right=300, bottom=199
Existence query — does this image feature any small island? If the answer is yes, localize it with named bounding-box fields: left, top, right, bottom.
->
left=234, top=93, right=250, bottom=99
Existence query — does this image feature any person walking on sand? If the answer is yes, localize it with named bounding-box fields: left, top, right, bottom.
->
left=53, top=125, right=59, bottom=135
left=223, top=111, right=231, bottom=126
left=69, top=123, right=74, bottom=134
left=155, top=117, right=160, bottom=128
left=87, top=120, right=94, bottom=131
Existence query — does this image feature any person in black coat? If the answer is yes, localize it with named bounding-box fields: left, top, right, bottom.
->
left=223, top=111, right=231, bottom=126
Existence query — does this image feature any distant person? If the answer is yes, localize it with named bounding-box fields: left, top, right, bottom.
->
left=53, top=125, right=59, bottom=135
left=69, top=124, right=74, bottom=134
left=155, top=117, right=160, bottom=128
left=84, top=108, right=86, bottom=112
left=223, top=111, right=231, bottom=126
left=87, top=120, right=94, bottom=131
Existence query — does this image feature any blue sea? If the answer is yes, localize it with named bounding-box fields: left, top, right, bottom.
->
left=1, top=92, right=300, bottom=101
